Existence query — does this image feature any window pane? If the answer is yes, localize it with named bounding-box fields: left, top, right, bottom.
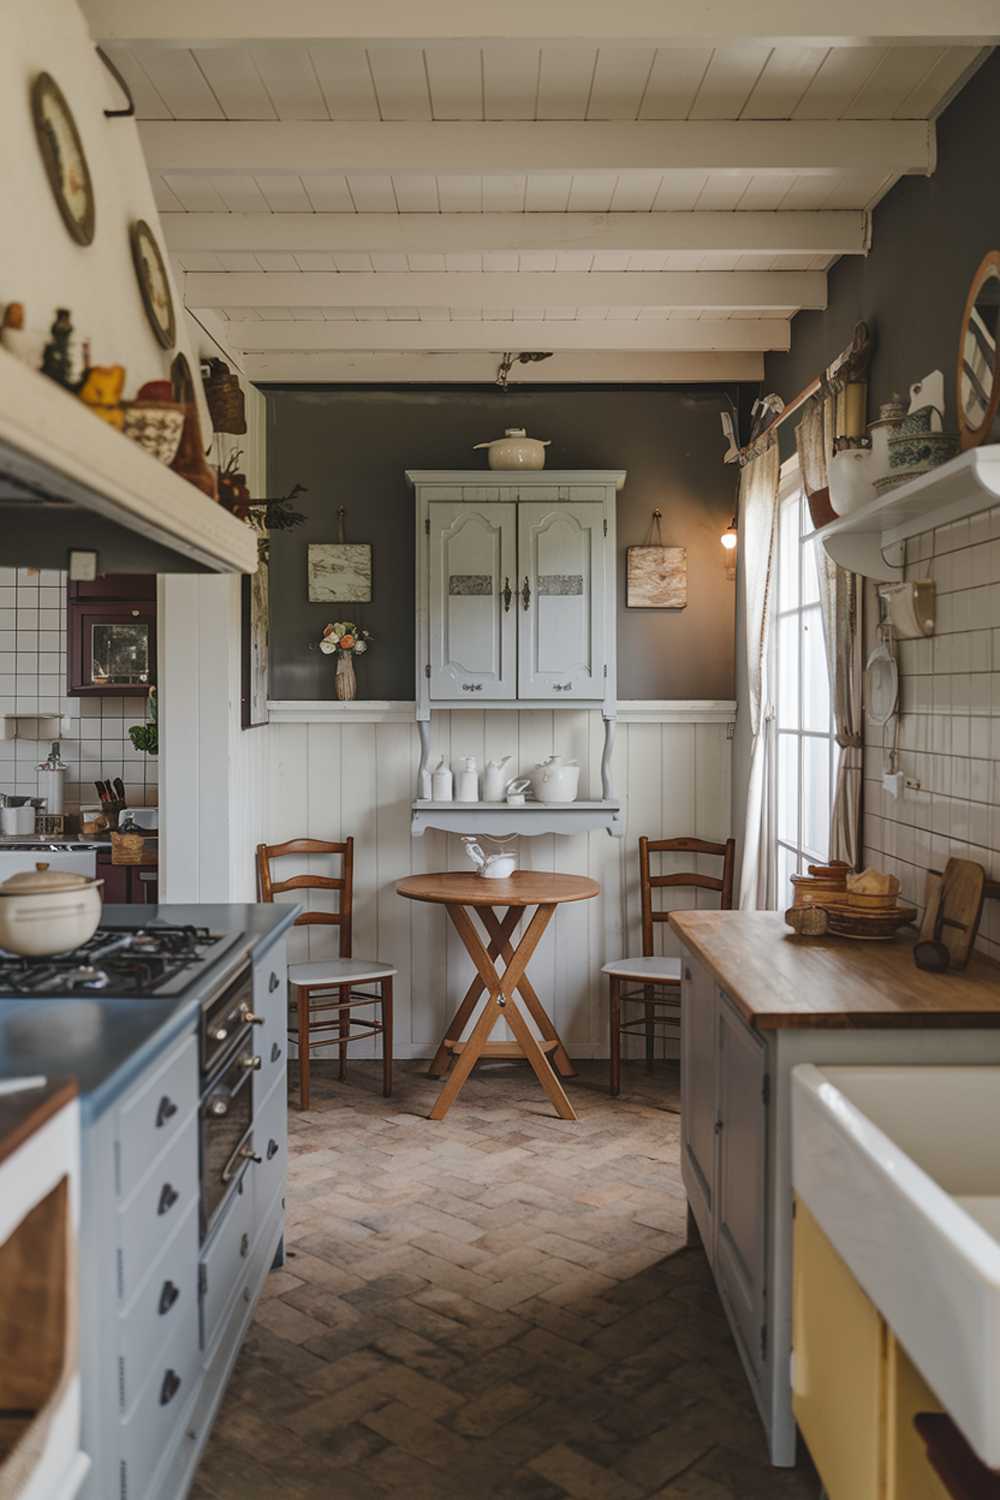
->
left=777, top=732, right=799, bottom=847
left=801, top=607, right=830, bottom=732
left=778, top=498, right=800, bottom=612
left=802, top=735, right=831, bottom=861
left=776, top=843, right=799, bottom=912
left=801, top=534, right=822, bottom=607
left=778, top=613, right=800, bottom=729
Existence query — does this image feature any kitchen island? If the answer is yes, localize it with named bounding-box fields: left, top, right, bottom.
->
left=670, top=910, right=1000, bottom=1469
left=0, top=903, right=298, bottom=1500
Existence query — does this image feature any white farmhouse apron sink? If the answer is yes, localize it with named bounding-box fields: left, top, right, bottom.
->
left=792, top=1063, right=1000, bottom=1467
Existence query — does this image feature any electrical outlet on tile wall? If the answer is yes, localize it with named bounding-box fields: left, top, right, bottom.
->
left=863, top=507, right=1000, bottom=962
left=0, top=567, right=157, bottom=811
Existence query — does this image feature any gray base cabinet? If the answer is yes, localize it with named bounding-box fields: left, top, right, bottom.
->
left=679, top=943, right=1000, bottom=1470
left=681, top=960, right=770, bottom=1418
left=76, top=938, right=288, bottom=1500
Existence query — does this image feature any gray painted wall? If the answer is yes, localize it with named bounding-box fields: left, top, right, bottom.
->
left=264, top=386, right=738, bottom=701
left=763, top=48, right=1000, bottom=445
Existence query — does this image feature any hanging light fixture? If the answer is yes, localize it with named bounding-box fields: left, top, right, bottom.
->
left=720, top=514, right=738, bottom=551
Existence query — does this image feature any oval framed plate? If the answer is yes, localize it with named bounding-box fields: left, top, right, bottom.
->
left=31, top=72, right=95, bottom=246
left=130, top=219, right=176, bottom=350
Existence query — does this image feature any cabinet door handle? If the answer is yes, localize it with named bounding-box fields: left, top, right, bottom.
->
left=158, top=1183, right=180, bottom=1216
left=269, top=971, right=280, bottom=993
left=521, top=576, right=531, bottom=610
left=714, top=1119, right=723, bottom=1135
left=155, top=1095, right=177, bottom=1128
left=502, top=576, right=512, bottom=613
left=683, top=968, right=692, bottom=982
left=158, top=1280, right=180, bottom=1316
left=267, top=1138, right=280, bottom=1160
left=270, top=1042, right=283, bottom=1063
left=240, top=1232, right=250, bottom=1259
left=159, top=1370, right=181, bottom=1407
left=553, top=682, right=572, bottom=692
left=461, top=682, right=483, bottom=692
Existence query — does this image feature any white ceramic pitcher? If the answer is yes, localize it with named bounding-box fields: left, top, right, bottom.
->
left=482, top=755, right=512, bottom=802
left=462, top=838, right=516, bottom=879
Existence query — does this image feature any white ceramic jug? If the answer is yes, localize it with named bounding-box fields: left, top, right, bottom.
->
left=431, top=755, right=453, bottom=801
left=529, top=754, right=580, bottom=804
left=482, top=755, right=512, bottom=802
left=455, top=756, right=480, bottom=802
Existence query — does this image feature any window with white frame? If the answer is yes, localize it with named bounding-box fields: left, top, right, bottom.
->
left=772, top=465, right=839, bottom=911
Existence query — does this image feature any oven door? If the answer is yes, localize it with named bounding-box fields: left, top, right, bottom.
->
left=202, top=964, right=256, bottom=1077
left=200, top=1037, right=259, bottom=1237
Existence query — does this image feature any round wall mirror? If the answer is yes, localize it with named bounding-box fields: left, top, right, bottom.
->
left=957, top=249, right=1000, bottom=450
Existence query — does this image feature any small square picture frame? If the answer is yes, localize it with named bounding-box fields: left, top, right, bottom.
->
left=626, top=545, right=688, bottom=609
left=308, top=542, right=373, bottom=603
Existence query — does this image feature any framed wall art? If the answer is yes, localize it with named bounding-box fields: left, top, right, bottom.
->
left=627, top=544, right=688, bottom=609
left=130, top=219, right=176, bottom=350
left=241, top=558, right=270, bottom=729
left=308, top=542, right=373, bottom=603
left=31, top=73, right=95, bottom=246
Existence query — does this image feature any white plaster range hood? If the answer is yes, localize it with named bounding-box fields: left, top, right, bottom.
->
left=0, top=352, right=257, bottom=574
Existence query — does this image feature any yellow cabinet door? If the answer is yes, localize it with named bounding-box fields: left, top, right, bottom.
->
left=793, top=1198, right=886, bottom=1500
left=885, top=1334, right=949, bottom=1500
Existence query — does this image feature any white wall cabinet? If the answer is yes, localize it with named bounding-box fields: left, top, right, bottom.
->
left=410, top=471, right=624, bottom=718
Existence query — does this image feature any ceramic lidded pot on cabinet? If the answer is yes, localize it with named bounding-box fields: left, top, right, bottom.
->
left=474, top=429, right=550, bottom=470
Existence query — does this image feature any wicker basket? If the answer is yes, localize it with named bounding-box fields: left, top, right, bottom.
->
left=111, top=831, right=145, bottom=865
left=122, top=399, right=185, bottom=464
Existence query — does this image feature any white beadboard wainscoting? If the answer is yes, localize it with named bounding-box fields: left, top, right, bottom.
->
left=264, top=701, right=734, bottom=1060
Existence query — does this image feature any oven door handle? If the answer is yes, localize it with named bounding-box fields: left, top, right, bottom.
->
left=203, top=1051, right=256, bottom=1113
left=220, top=1125, right=257, bottom=1185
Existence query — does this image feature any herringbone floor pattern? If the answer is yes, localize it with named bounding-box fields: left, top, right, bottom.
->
left=192, top=1060, right=819, bottom=1499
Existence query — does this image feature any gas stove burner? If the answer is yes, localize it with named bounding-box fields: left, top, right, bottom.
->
left=65, top=964, right=110, bottom=990
left=0, top=924, right=242, bottom=1000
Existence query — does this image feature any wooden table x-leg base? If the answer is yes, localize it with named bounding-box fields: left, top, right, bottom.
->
left=428, top=902, right=577, bottom=1122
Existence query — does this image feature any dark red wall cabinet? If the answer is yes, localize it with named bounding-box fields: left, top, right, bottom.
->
left=97, top=853, right=158, bottom=905
left=67, top=575, right=156, bottom=698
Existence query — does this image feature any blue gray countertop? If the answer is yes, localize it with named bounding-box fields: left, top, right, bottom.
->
left=0, top=903, right=299, bottom=1121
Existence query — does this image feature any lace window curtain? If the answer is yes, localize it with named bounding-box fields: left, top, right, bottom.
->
left=795, top=396, right=864, bottom=869
left=738, top=439, right=780, bottom=910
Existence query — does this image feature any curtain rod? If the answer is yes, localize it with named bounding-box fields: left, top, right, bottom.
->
left=735, top=321, right=871, bottom=463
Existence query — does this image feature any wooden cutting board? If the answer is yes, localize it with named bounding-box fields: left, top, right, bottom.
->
left=921, top=860, right=986, bottom=970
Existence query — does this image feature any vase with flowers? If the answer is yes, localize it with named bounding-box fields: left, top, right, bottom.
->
left=319, top=621, right=372, bottom=701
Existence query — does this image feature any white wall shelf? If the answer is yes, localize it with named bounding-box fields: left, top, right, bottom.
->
left=0, top=712, right=73, bottom=742
left=803, top=445, right=1000, bottom=580
left=411, top=799, right=623, bottom=838
left=266, top=699, right=736, bottom=725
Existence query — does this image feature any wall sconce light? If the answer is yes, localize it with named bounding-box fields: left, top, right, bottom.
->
left=720, top=515, right=738, bottom=551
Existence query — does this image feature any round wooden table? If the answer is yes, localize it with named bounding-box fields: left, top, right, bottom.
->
left=396, top=871, right=599, bottom=1121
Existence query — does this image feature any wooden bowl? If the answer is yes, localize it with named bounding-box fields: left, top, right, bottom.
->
left=823, top=903, right=917, bottom=940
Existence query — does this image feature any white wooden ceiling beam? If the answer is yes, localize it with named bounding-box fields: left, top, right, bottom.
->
left=80, top=0, right=1000, bottom=44
left=139, top=119, right=934, bottom=178
left=242, top=350, right=765, bottom=383
left=163, top=210, right=869, bottom=258
left=184, top=268, right=824, bottom=311
left=201, top=317, right=790, bottom=352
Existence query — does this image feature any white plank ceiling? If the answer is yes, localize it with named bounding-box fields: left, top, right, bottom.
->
left=94, top=29, right=991, bottom=382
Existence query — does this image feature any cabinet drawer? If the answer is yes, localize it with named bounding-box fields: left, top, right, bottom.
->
left=254, top=947, right=288, bottom=1098
left=200, top=1173, right=253, bottom=1354
left=119, top=1114, right=198, bottom=1304
left=253, top=1075, right=288, bottom=1226
left=118, top=1034, right=198, bottom=1200
left=119, top=1201, right=198, bottom=1416
left=120, top=1294, right=200, bottom=1500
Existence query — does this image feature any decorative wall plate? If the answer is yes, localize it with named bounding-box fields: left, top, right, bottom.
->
left=31, top=73, right=95, bottom=246
left=129, top=219, right=176, bottom=349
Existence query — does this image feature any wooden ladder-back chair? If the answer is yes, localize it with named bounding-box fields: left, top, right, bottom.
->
left=256, top=837, right=396, bottom=1109
left=602, top=835, right=736, bottom=1096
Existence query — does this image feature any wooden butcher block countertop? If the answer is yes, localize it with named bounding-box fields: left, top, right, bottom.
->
left=669, top=911, right=1000, bottom=1030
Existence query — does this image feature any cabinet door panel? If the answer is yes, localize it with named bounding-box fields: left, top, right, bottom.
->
left=680, top=957, right=717, bottom=1253
left=429, top=502, right=516, bottom=700
left=517, top=501, right=605, bottom=699
left=716, top=994, right=768, bottom=1384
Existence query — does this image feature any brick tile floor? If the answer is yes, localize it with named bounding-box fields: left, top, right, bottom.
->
left=192, top=1061, right=819, bottom=1499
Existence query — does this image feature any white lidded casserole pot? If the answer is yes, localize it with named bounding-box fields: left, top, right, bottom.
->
left=0, top=861, right=103, bottom=957
left=473, top=428, right=550, bottom=470
left=529, top=754, right=581, bottom=803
